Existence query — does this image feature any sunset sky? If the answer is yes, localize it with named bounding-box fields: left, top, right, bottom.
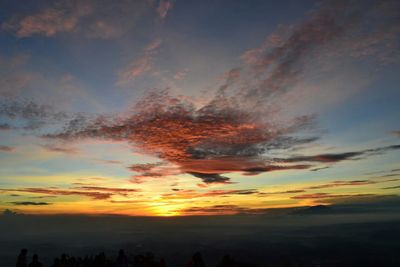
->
left=0, top=0, right=399, bottom=216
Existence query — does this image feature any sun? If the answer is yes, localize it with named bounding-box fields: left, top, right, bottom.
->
left=151, top=203, right=182, bottom=217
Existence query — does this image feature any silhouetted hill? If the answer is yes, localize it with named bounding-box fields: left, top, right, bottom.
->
left=293, top=205, right=332, bottom=215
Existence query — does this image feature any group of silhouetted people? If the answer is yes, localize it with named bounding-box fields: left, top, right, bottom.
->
left=16, top=248, right=247, bottom=267
left=16, top=249, right=43, bottom=267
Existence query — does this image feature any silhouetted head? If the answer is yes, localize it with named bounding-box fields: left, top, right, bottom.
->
left=20, top=249, right=28, bottom=255
left=119, top=249, right=125, bottom=256
left=32, top=254, right=38, bottom=261
left=193, top=252, right=203, bottom=262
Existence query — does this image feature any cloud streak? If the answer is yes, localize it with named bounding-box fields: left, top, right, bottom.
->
left=0, top=145, right=15, bottom=152
left=10, top=201, right=51, bottom=206
left=0, top=185, right=139, bottom=200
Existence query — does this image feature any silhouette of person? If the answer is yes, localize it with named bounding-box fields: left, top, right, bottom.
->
left=158, top=258, right=166, bottom=267
left=28, top=254, right=43, bottom=267
left=16, top=248, right=28, bottom=267
left=116, top=249, right=128, bottom=267
left=217, top=254, right=235, bottom=267
left=191, top=252, right=205, bottom=267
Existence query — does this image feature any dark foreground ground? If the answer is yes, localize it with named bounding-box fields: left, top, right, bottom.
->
left=1, top=201, right=400, bottom=266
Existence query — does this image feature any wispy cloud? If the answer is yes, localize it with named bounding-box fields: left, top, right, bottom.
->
left=0, top=123, right=12, bottom=130
left=1, top=187, right=112, bottom=200
left=161, top=189, right=258, bottom=200
left=117, top=39, right=162, bottom=86
left=10, top=201, right=51, bottom=206
left=291, top=193, right=375, bottom=200
left=4, top=1, right=92, bottom=38
left=0, top=99, right=68, bottom=130
left=2, top=0, right=158, bottom=39
left=180, top=205, right=267, bottom=215
left=157, top=0, right=174, bottom=19
left=275, top=145, right=400, bottom=164
left=382, top=185, right=400, bottom=190
left=41, top=144, right=80, bottom=154
left=0, top=145, right=15, bottom=152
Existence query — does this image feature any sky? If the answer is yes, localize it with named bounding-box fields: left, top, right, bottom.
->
left=0, top=0, right=399, bottom=216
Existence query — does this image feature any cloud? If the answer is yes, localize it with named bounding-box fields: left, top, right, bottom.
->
left=10, top=201, right=51, bottom=206
left=12, top=0, right=400, bottom=187
left=188, top=173, right=231, bottom=184
left=173, top=69, right=188, bottom=80
left=180, top=205, right=266, bottom=215
left=116, top=39, right=162, bottom=86
left=259, top=189, right=306, bottom=196
left=291, top=193, right=375, bottom=200
left=237, top=1, right=354, bottom=103
left=391, top=131, right=400, bottom=137
left=0, top=145, right=15, bottom=152
left=6, top=1, right=93, bottom=38
left=41, top=144, right=80, bottom=154
left=92, top=159, right=123, bottom=165
left=157, top=0, right=174, bottom=19
left=2, top=0, right=154, bottom=39
left=0, top=123, right=11, bottom=130
left=44, top=84, right=400, bottom=185
left=161, top=189, right=259, bottom=200
left=382, top=185, right=400, bottom=190
left=47, top=90, right=317, bottom=184
left=71, top=186, right=140, bottom=197
left=304, top=180, right=376, bottom=190
left=1, top=187, right=113, bottom=200
left=0, top=99, right=68, bottom=130
left=276, top=145, right=400, bottom=164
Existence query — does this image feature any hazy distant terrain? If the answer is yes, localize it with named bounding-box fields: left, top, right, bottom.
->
left=2, top=198, right=400, bottom=266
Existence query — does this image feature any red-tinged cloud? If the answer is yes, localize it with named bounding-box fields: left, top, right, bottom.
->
left=0, top=123, right=11, bottom=130
left=46, top=90, right=317, bottom=184
left=2, top=1, right=155, bottom=39
left=157, top=0, right=174, bottom=19
left=117, top=39, right=162, bottom=86
left=11, top=2, right=92, bottom=37
left=0, top=145, right=15, bottom=152
left=19, top=0, right=399, bottom=186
